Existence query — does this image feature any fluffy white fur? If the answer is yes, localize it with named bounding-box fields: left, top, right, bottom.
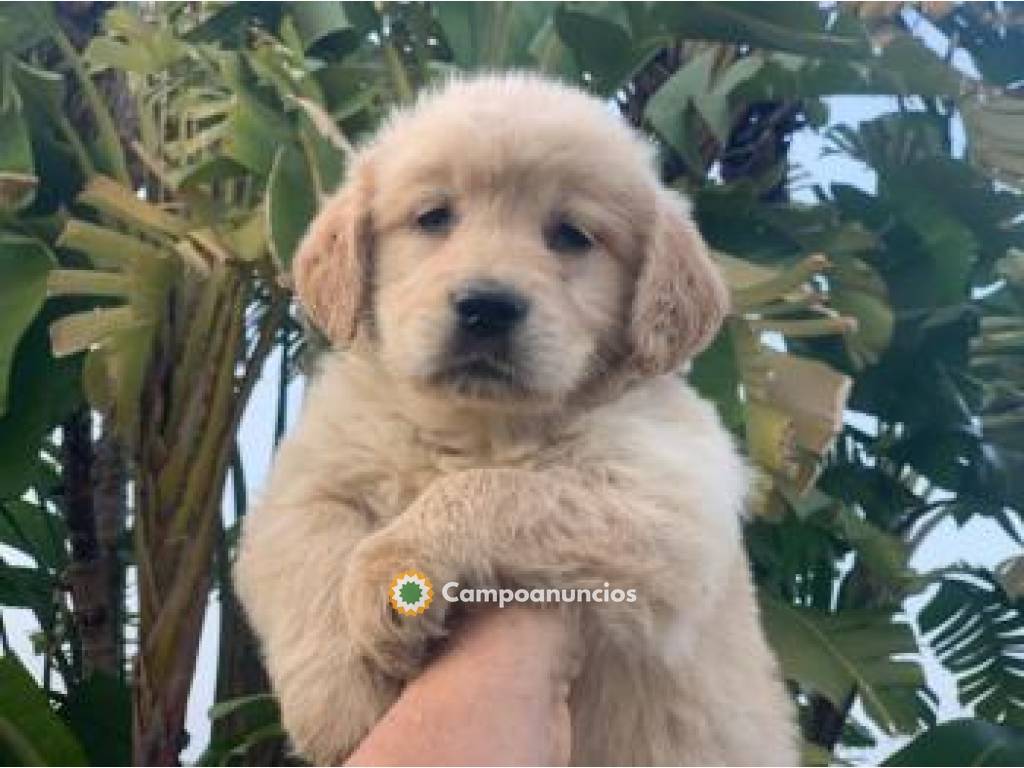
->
left=235, top=73, right=797, bottom=766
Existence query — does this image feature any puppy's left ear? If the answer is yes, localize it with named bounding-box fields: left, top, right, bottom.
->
left=629, top=190, right=730, bottom=376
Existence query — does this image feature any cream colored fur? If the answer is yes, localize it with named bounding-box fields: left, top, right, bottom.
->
left=235, top=73, right=797, bottom=766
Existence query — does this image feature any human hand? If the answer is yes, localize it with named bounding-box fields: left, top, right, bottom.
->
left=345, top=607, right=576, bottom=766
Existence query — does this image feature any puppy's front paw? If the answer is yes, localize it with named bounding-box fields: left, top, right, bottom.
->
left=343, top=535, right=449, bottom=679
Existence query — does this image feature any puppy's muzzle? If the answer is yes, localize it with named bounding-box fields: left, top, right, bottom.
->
left=452, top=281, right=529, bottom=340
left=439, top=280, right=533, bottom=392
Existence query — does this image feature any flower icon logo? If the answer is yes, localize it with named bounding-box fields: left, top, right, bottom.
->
left=389, top=570, right=434, bottom=616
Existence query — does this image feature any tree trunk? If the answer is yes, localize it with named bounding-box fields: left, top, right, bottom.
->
left=62, top=410, right=123, bottom=679
left=131, top=272, right=287, bottom=765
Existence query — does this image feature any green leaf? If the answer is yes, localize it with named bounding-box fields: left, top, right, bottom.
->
left=84, top=38, right=158, bottom=75
left=651, top=2, right=872, bottom=59
left=831, top=289, right=895, bottom=367
left=208, top=693, right=279, bottom=721
left=0, top=500, right=67, bottom=570
left=962, top=94, right=1024, bottom=191
left=49, top=307, right=141, bottom=359
left=203, top=724, right=287, bottom=767
left=644, top=49, right=718, bottom=167
left=802, top=739, right=834, bottom=766
left=642, top=48, right=772, bottom=150
left=0, top=235, right=56, bottom=417
left=0, top=2, right=54, bottom=55
left=47, top=269, right=133, bottom=299
left=554, top=3, right=655, bottom=94
left=183, top=4, right=283, bottom=45
left=60, top=673, right=131, bottom=766
left=267, top=144, right=316, bottom=270
left=759, top=594, right=928, bottom=734
left=690, top=327, right=744, bottom=432
left=57, top=218, right=165, bottom=270
left=342, top=1, right=381, bottom=35
left=873, top=35, right=963, bottom=96
left=919, top=571, right=1024, bottom=728
left=289, top=2, right=359, bottom=56
left=0, top=564, right=52, bottom=616
left=200, top=694, right=283, bottom=766
left=172, top=157, right=249, bottom=193
left=51, top=204, right=178, bottom=443
left=84, top=7, right=189, bottom=75
left=824, top=505, right=909, bottom=585
left=0, top=656, right=87, bottom=766
left=77, top=176, right=189, bottom=238
left=883, top=719, right=1024, bottom=766
left=0, top=99, right=38, bottom=212
left=435, top=2, right=554, bottom=70
left=84, top=323, right=157, bottom=442
left=527, top=17, right=580, bottom=81
left=892, top=194, right=978, bottom=308
left=0, top=307, right=82, bottom=498
left=222, top=96, right=294, bottom=177
left=731, top=37, right=965, bottom=106
left=11, top=60, right=66, bottom=120
left=216, top=207, right=268, bottom=263
left=289, top=95, right=351, bottom=155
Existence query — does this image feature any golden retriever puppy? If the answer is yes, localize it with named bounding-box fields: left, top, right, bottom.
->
left=235, top=72, right=797, bottom=766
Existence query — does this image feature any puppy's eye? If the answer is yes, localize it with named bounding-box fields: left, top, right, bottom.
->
left=546, top=220, right=593, bottom=254
left=415, top=204, right=454, bottom=234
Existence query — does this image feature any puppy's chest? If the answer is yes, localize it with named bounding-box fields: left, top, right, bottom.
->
left=343, top=417, right=674, bottom=531
left=345, top=427, right=588, bottom=521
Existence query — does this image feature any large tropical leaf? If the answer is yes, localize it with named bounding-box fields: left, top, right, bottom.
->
left=0, top=656, right=87, bottom=766
left=59, top=673, right=132, bottom=767
left=51, top=181, right=186, bottom=441
left=883, top=718, right=1024, bottom=766
left=201, top=693, right=285, bottom=766
left=919, top=570, right=1024, bottom=728
left=0, top=306, right=82, bottom=498
left=0, top=563, right=53, bottom=618
left=962, top=94, right=1024, bottom=192
left=554, top=3, right=654, bottom=94
left=434, top=2, right=555, bottom=71
left=0, top=93, right=38, bottom=212
left=266, top=144, right=317, bottom=270
left=650, top=2, right=872, bottom=59
left=0, top=236, right=55, bottom=416
left=759, top=593, right=930, bottom=734
left=0, top=499, right=67, bottom=571
left=0, top=1, right=53, bottom=55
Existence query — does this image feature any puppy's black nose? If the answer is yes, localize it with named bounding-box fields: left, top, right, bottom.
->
left=452, top=283, right=529, bottom=338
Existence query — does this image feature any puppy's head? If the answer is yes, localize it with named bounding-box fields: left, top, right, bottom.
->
left=294, top=73, right=728, bottom=408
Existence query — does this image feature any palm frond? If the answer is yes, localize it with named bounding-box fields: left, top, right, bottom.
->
left=919, top=569, right=1024, bottom=727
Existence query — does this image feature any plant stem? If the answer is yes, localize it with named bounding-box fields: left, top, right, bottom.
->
left=382, top=36, right=414, bottom=102
left=55, top=114, right=97, bottom=178
left=273, top=327, right=290, bottom=449
left=52, top=27, right=131, bottom=185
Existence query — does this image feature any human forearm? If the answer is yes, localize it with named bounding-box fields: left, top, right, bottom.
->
left=346, top=607, right=574, bottom=767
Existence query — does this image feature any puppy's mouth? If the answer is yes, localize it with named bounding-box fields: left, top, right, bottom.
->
left=427, top=351, right=532, bottom=400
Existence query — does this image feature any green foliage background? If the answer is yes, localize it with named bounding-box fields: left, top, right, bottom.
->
left=0, top=2, right=1022, bottom=765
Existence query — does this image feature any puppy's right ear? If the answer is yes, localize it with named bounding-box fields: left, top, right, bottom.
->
left=292, top=167, right=373, bottom=345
